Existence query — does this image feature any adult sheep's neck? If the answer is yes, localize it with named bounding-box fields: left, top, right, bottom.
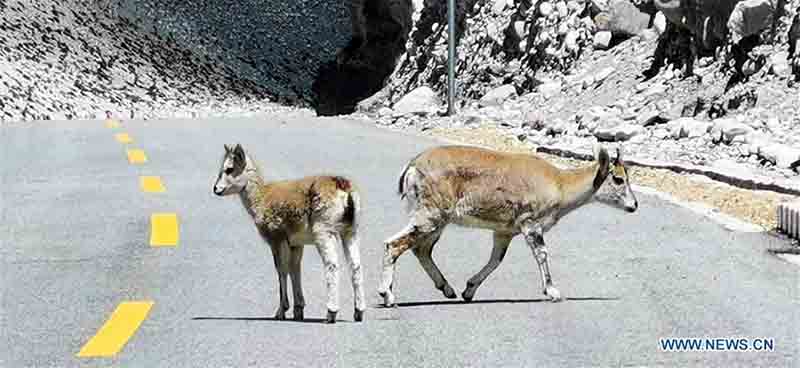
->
left=556, top=162, right=607, bottom=215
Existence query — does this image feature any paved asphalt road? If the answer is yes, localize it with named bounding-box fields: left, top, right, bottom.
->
left=2, top=112, right=798, bottom=367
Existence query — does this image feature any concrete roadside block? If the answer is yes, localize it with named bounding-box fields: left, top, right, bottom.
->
left=777, top=201, right=800, bottom=239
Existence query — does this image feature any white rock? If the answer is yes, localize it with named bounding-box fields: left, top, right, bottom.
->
left=770, top=51, right=790, bottom=76
left=579, top=106, right=619, bottom=132
left=727, top=0, right=775, bottom=44
left=539, top=2, right=554, bottom=16
left=759, top=144, right=800, bottom=168
left=653, top=11, right=667, bottom=34
left=593, top=31, right=612, bottom=49
left=653, top=128, right=670, bottom=140
left=547, top=120, right=579, bottom=135
left=513, top=21, right=526, bottom=39
left=556, top=1, right=569, bottom=17
left=378, top=107, right=394, bottom=116
left=594, top=66, right=615, bottom=82
left=492, top=0, right=508, bottom=13
left=537, top=81, right=562, bottom=99
left=666, top=117, right=711, bottom=139
left=710, top=118, right=754, bottom=144
left=479, top=85, right=517, bottom=107
left=591, top=0, right=610, bottom=12
left=393, top=86, right=440, bottom=115
left=565, top=30, right=580, bottom=52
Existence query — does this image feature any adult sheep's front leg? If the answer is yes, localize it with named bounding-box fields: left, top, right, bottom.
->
left=522, top=222, right=562, bottom=302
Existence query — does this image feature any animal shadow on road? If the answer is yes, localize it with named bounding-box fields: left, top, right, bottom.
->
left=191, top=316, right=343, bottom=324
left=373, top=297, right=619, bottom=308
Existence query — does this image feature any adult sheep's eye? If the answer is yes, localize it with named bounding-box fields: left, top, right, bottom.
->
left=612, top=176, right=624, bottom=185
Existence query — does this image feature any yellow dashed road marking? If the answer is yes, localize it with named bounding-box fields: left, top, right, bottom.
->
left=126, top=149, right=147, bottom=164
left=115, top=133, right=133, bottom=144
left=76, top=301, right=154, bottom=358
left=105, top=119, right=120, bottom=128
left=140, top=176, right=166, bottom=193
left=150, top=213, right=179, bottom=247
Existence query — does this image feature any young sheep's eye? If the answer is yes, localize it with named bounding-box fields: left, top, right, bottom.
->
left=224, top=167, right=234, bottom=175
left=612, top=176, right=624, bottom=185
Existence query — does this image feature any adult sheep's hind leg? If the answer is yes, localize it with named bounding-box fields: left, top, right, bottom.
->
left=411, top=228, right=456, bottom=299
left=379, top=217, right=443, bottom=306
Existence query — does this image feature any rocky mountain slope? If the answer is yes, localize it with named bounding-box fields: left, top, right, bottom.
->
left=0, top=0, right=286, bottom=123
left=358, top=0, right=800, bottom=185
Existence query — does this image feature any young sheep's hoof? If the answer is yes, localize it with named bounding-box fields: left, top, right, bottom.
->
left=274, top=308, right=287, bottom=320
left=293, top=307, right=304, bottom=321
left=353, top=309, right=365, bottom=322
left=325, top=310, right=337, bottom=324
left=379, top=291, right=396, bottom=307
left=545, top=286, right=563, bottom=302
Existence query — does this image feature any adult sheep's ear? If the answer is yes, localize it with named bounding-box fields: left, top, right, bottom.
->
left=224, top=144, right=232, bottom=152
left=593, top=144, right=608, bottom=163
left=615, top=146, right=624, bottom=163
left=233, top=144, right=245, bottom=162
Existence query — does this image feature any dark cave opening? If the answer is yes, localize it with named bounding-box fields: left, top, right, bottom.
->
left=311, top=0, right=413, bottom=116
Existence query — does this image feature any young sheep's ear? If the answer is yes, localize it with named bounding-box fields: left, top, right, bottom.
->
left=224, top=144, right=232, bottom=152
left=615, top=147, right=624, bottom=163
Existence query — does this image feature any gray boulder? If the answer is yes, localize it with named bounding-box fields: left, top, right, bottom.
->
left=758, top=143, right=800, bottom=168
left=479, top=85, right=517, bottom=107
left=666, top=118, right=711, bottom=139
left=727, top=0, right=777, bottom=44
left=594, top=123, right=644, bottom=141
left=710, top=118, right=754, bottom=144
left=393, top=86, right=440, bottom=115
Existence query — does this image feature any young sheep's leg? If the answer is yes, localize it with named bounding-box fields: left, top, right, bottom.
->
left=462, top=232, right=513, bottom=302
left=270, top=241, right=291, bottom=319
left=522, top=222, right=562, bottom=302
left=411, top=228, right=457, bottom=299
left=315, top=232, right=341, bottom=324
left=289, top=245, right=305, bottom=321
left=342, top=230, right=366, bottom=322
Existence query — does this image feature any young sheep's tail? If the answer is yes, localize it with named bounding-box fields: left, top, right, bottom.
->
left=333, top=176, right=359, bottom=227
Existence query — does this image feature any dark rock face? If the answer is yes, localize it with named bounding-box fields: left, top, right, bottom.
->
left=109, top=0, right=413, bottom=115
left=312, top=0, right=414, bottom=115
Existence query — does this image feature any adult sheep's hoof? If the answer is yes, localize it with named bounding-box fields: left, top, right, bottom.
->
left=325, top=310, right=337, bottom=324
left=354, top=309, right=365, bottom=322
left=441, top=284, right=457, bottom=299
